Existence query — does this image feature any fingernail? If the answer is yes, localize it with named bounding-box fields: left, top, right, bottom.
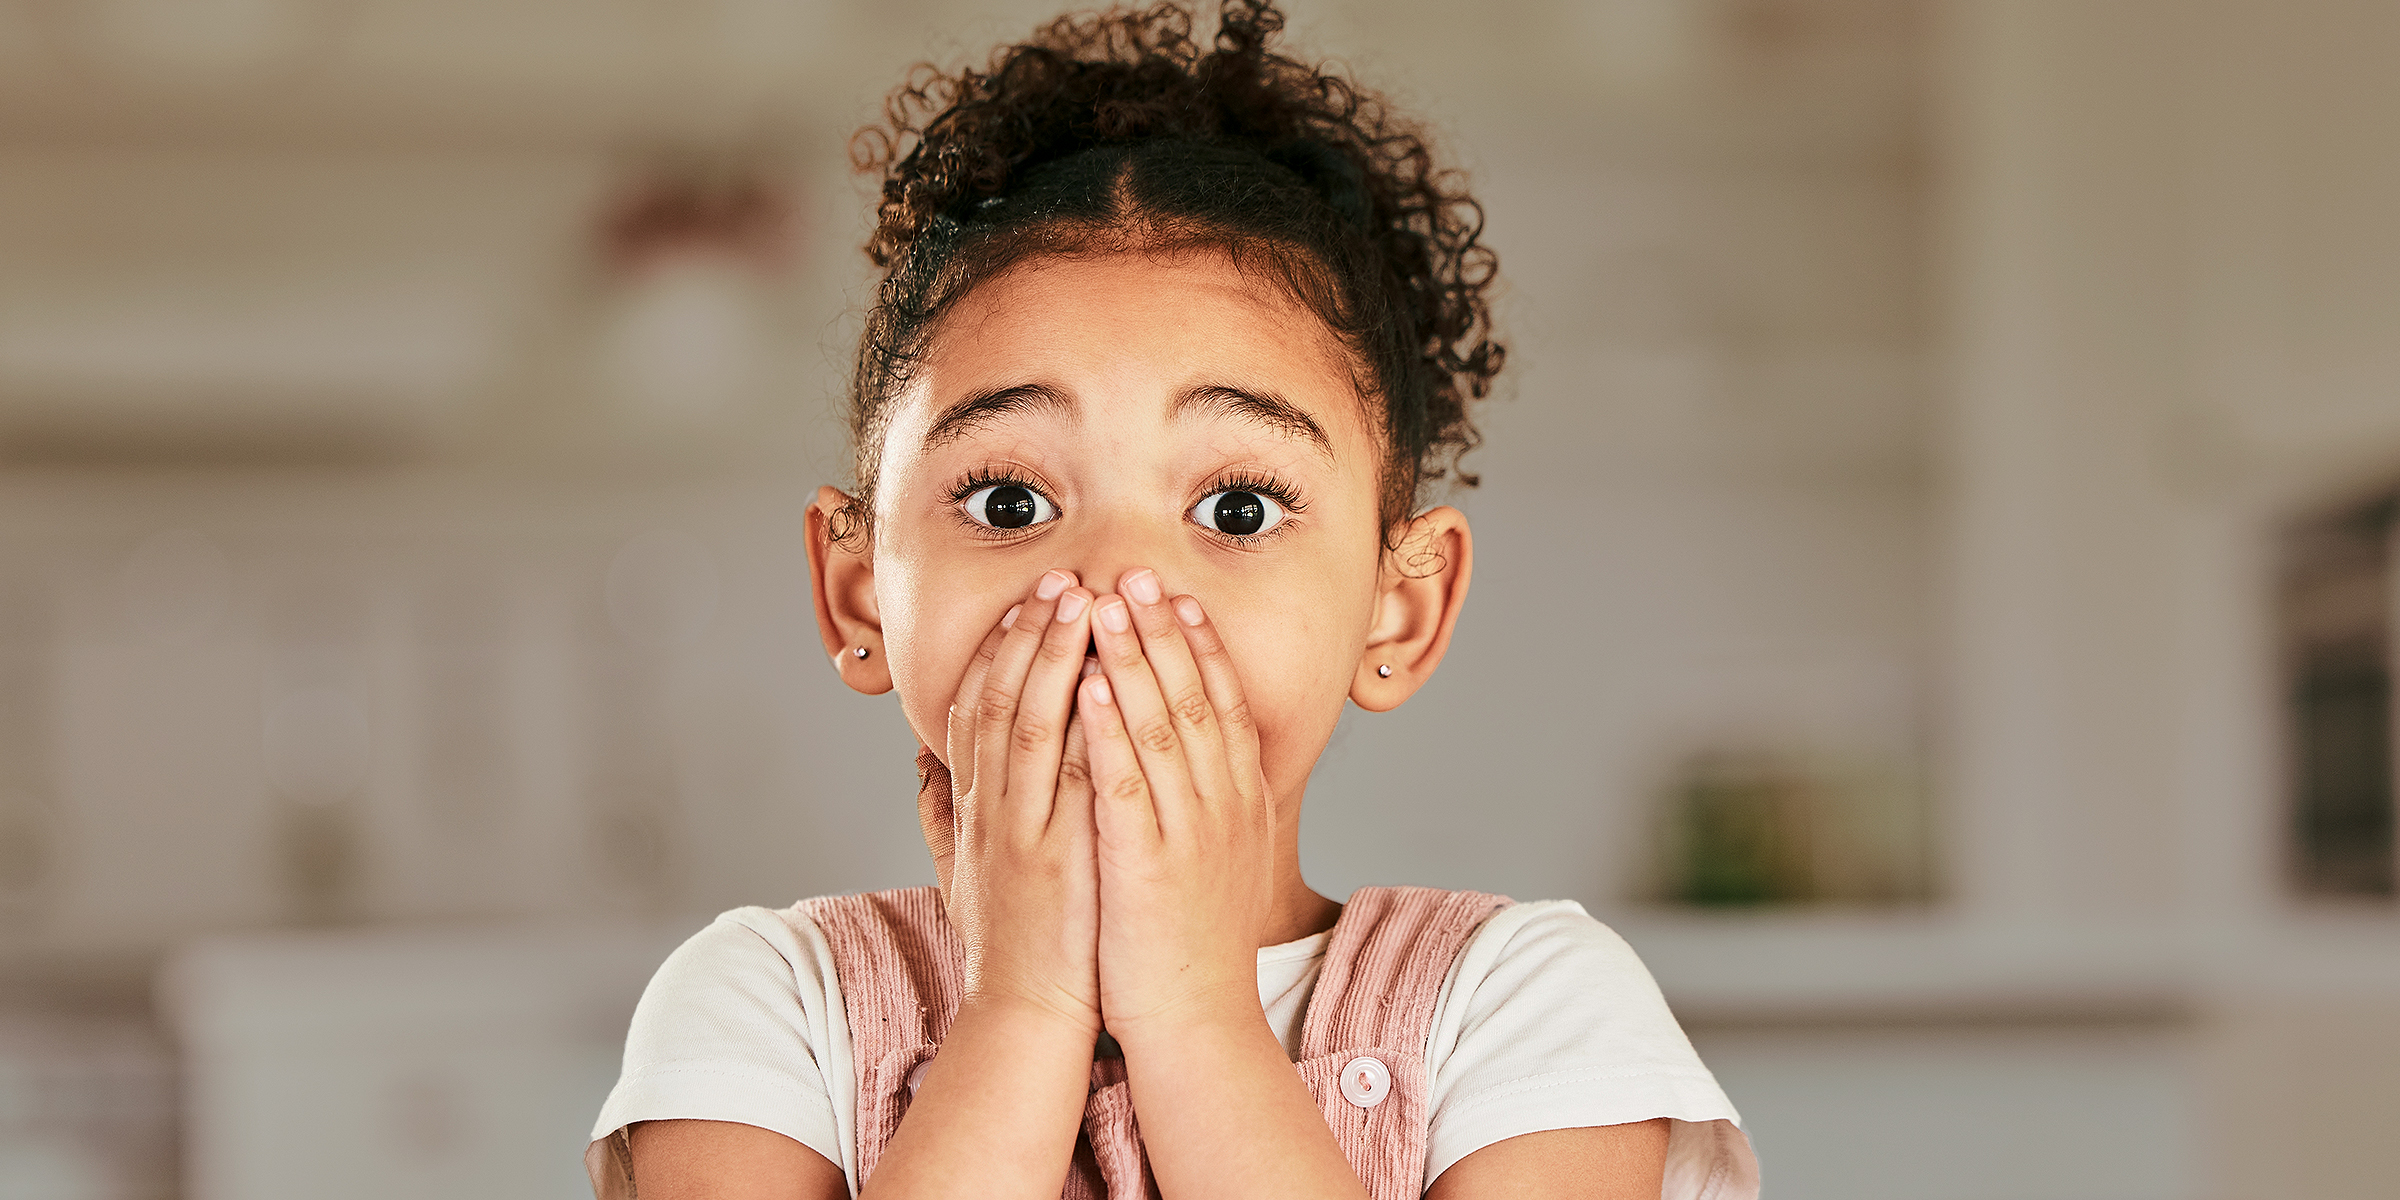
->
left=1001, top=604, right=1021, bottom=629
left=1087, top=676, right=1113, bottom=705
left=1124, top=569, right=1161, bottom=606
left=1055, top=591, right=1089, bottom=622
left=1036, top=571, right=1071, bottom=601
left=1096, top=597, right=1130, bottom=633
left=1172, top=596, right=1204, bottom=626
left=1081, top=655, right=1101, bottom=678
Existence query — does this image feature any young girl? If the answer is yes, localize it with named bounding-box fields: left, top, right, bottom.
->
left=589, top=3, right=1756, bottom=1197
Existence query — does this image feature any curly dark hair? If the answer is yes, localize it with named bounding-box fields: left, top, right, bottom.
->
left=839, top=0, right=1503, bottom=546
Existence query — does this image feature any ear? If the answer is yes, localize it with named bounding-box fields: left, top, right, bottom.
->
left=805, top=485, right=892, bottom=695
left=1351, top=505, right=1472, bottom=712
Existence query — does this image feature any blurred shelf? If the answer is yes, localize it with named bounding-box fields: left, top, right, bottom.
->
left=0, top=0, right=1922, bottom=166
left=160, top=920, right=696, bottom=1050
left=1609, top=906, right=2400, bottom=1027
left=0, top=954, right=176, bottom=1200
left=158, top=920, right=699, bottom=1200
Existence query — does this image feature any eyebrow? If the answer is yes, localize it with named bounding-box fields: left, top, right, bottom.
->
left=921, top=383, right=1075, bottom=451
left=919, top=380, right=1334, bottom=461
left=1173, top=384, right=1334, bottom=461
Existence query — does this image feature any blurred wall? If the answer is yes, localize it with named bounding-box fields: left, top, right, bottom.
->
left=1927, top=3, right=2400, bottom=1195
left=0, top=2, right=2395, bottom=1199
left=0, top=0, right=1933, bottom=948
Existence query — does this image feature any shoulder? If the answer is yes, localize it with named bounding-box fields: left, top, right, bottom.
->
left=685, top=904, right=830, bottom=965
left=637, top=905, right=835, bottom=1013
left=617, top=903, right=844, bottom=1075
left=1423, top=899, right=1747, bottom=1187
left=635, top=884, right=941, bottom=1012
left=1434, top=898, right=1699, bottom=1070
left=1450, top=899, right=1663, bottom=1007
left=593, top=900, right=860, bottom=1179
left=635, top=884, right=944, bottom=1006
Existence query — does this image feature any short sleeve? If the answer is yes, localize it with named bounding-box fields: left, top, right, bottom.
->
left=587, top=907, right=856, bottom=1192
left=1422, top=900, right=1758, bottom=1198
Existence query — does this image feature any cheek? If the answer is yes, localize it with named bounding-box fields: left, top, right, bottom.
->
left=1207, top=594, right=1363, bottom=758
left=873, top=553, right=989, bottom=750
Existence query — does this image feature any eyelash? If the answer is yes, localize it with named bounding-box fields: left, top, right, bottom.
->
left=944, top=466, right=1051, bottom=541
left=943, top=466, right=1034, bottom=506
left=940, top=467, right=1308, bottom=545
left=1198, top=471, right=1307, bottom=548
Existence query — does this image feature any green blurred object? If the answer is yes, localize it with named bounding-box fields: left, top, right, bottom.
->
left=1659, top=750, right=1933, bottom=908
left=1672, top=755, right=1816, bottom=906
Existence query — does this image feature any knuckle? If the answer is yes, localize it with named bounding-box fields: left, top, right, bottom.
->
left=1168, top=687, right=1214, bottom=729
left=1009, top=718, right=1052, bottom=756
left=1217, top=699, right=1256, bottom=736
left=1134, top=718, right=1178, bottom=755
left=977, top=693, right=1019, bottom=733
left=1057, top=755, right=1092, bottom=786
left=1103, top=773, right=1149, bottom=803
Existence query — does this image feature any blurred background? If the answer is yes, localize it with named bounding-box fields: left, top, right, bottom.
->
left=0, top=0, right=2395, bottom=1197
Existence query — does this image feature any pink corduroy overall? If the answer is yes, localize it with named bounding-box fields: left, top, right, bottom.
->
left=802, top=880, right=1510, bottom=1200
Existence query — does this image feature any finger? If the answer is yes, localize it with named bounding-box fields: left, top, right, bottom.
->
left=946, top=614, right=1015, bottom=807
left=1056, top=712, right=1095, bottom=853
left=1166, top=593, right=1265, bottom=809
left=1089, top=592, right=1198, bottom=831
left=959, top=571, right=1076, bottom=825
left=1058, top=711, right=1093, bottom=808
left=1078, top=672, right=1158, bottom=844
left=1116, top=569, right=1236, bottom=810
left=975, top=575, right=1089, bottom=832
left=1006, top=576, right=1096, bottom=831
left=913, top=747, right=957, bottom=899
left=1056, top=712, right=1098, bottom=976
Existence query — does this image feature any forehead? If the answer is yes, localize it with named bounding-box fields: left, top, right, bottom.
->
left=897, top=249, right=1371, bottom=446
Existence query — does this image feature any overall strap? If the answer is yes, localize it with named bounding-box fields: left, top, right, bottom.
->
left=1299, top=886, right=1512, bottom=1060
left=795, top=885, right=962, bottom=1189
left=1074, top=1058, right=1157, bottom=1200
left=1292, top=886, right=1512, bottom=1200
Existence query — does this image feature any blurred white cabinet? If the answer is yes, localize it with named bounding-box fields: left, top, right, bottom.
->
left=1693, top=1021, right=2198, bottom=1200
left=161, top=923, right=687, bottom=1200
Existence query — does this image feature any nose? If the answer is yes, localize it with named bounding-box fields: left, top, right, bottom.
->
left=1048, top=510, right=1179, bottom=599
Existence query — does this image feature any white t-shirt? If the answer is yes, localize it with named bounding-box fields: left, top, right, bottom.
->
left=592, top=897, right=1758, bottom=1199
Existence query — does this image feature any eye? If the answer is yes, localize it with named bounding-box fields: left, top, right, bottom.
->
left=960, top=483, right=1057, bottom=531
left=1189, top=489, right=1288, bottom=538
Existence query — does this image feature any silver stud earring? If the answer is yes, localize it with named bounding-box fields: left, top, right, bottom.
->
left=1376, top=664, right=1392, bottom=678
left=854, top=646, right=870, bottom=660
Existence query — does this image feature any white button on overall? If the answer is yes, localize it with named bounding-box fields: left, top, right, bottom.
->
left=906, top=1060, right=932, bottom=1096
left=1339, top=1056, right=1391, bottom=1109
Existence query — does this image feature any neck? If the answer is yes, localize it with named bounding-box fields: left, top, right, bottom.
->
left=1263, top=837, right=1341, bottom=947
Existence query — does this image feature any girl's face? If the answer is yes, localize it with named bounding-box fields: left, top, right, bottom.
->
left=811, top=248, right=1469, bottom=814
